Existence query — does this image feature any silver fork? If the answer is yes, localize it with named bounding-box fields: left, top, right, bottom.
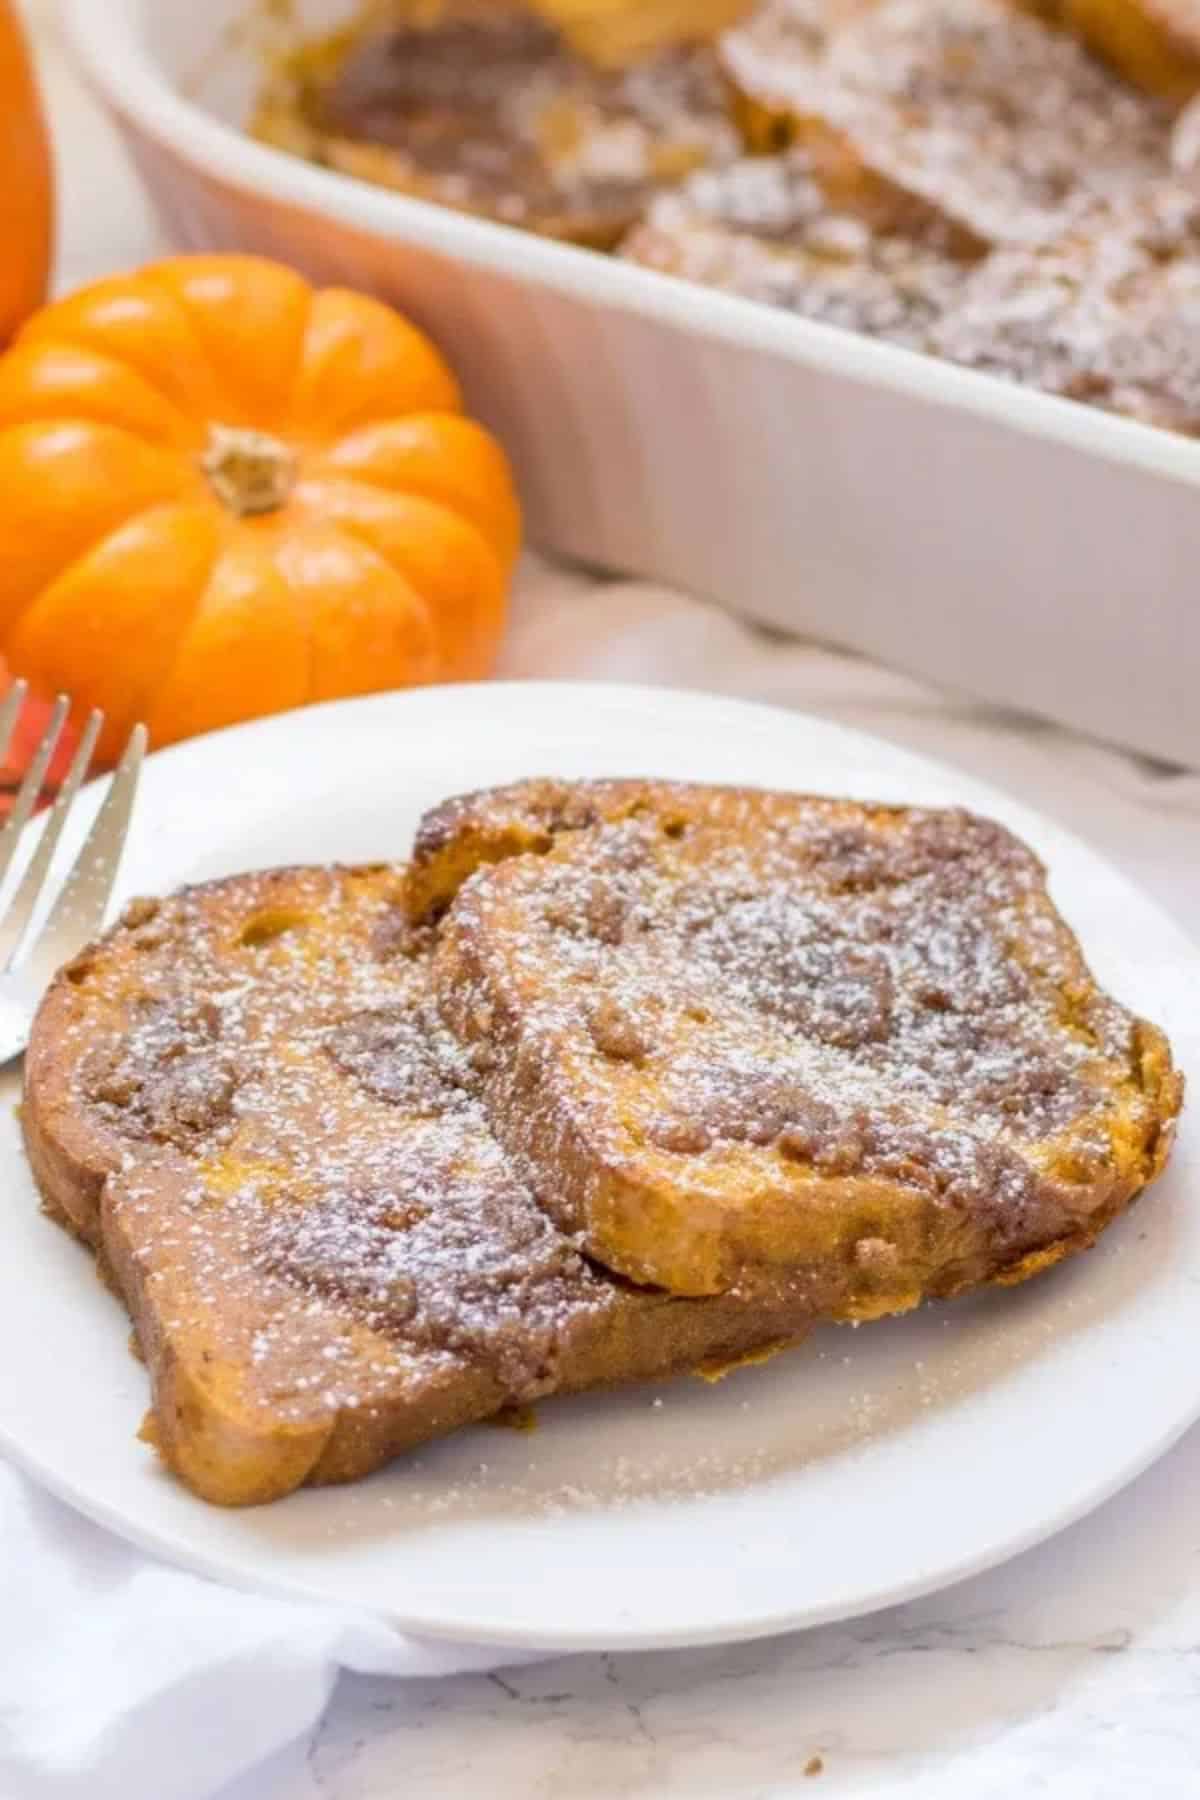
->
left=0, top=683, right=147, bottom=1064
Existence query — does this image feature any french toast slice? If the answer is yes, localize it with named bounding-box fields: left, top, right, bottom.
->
left=719, top=0, right=1177, bottom=253
left=251, top=0, right=737, bottom=250
left=24, top=864, right=826, bottom=1506
left=411, top=780, right=1181, bottom=1297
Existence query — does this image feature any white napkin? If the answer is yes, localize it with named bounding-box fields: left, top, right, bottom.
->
left=3, top=558, right=1199, bottom=1800
left=0, top=1465, right=544, bottom=1800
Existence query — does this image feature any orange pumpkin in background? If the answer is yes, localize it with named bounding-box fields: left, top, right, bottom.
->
left=0, top=0, right=53, bottom=345
left=0, top=256, right=521, bottom=760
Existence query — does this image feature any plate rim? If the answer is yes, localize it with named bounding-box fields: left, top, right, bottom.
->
left=1, top=1395, right=1195, bottom=1653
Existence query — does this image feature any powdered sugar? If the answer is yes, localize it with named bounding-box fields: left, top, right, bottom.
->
left=725, top=0, right=1176, bottom=246
left=931, top=219, right=1200, bottom=427
left=625, top=153, right=968, bottom=340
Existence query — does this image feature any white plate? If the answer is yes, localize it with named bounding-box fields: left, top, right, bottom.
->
left=0, top=683, right=1196, bottom=1651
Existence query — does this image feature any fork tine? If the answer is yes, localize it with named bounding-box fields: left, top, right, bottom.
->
left=0, top=681, right=28, bottom=767
left=0, top=695, right=69, bottom=892
left=25, top=723, right=147, bottom=984
left=0, top=709, right=103, bottom=970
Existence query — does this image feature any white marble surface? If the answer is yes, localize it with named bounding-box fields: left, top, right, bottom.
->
left=26, top=5, right=1200, bottom=1794
left=225, top=1413, right=1200, bottom=1799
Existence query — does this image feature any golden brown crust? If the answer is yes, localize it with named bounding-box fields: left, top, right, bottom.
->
left=1020, top=0, right=1200, bottom=104
left=411, top=779, right=1182, bottom=1296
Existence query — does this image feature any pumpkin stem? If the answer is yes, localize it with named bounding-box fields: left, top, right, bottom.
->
left=200, top=424, right=298, bottom=518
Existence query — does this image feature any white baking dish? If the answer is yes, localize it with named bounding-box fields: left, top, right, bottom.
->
left=60, top=0, right=1200, bottom=766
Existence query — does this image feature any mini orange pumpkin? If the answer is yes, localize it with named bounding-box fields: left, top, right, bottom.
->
left=0, top=0, right=53, bottom=345
left=0, top=255, right=521, bottom=759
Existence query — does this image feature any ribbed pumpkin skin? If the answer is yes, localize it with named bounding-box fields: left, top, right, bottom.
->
left=0, top=1, right=53, bottom=347
left=0, top=255, right=521, bottom=760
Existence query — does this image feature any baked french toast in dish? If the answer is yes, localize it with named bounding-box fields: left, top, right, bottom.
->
left=253, top=0, right=1200, bottom=440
